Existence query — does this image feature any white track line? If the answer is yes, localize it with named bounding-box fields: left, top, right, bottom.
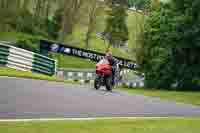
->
left=0, top=117, right=175, bottom=122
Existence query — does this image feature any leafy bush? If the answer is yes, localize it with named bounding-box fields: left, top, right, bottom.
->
left=142, top=1, right=200, bottom=90
left=47, top=8, right=64, bottom=39
left=16, top=35, right=40, bottom=53
left=14, top=10, right=49, bottom=39
left=14, top=10, right=34, bottom=33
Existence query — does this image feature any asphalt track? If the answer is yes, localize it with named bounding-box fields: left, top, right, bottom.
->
left=1, top=77, right=200, bottom=119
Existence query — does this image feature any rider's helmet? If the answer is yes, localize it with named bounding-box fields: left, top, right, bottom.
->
left=105, top=48, right=113, bottom=61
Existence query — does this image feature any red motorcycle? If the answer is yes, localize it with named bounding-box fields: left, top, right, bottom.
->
left=94, top=58, right=113, bottom=91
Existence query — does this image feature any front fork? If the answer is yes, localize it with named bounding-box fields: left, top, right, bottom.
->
left=96, top=74, right=113, bottom=86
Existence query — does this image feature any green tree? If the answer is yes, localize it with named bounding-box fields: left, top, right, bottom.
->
left=142, top=0, right=200, bottom=90
left=104, top=0, right=129, bottom=49
left=49, top=8, right=63, bottom=39
left=58, top=0, right=84, bottom=42
left=85, top=0, right=103, bottom=49
left=127, top=0, right=151, bottom=10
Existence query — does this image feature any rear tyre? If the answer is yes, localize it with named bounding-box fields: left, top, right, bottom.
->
left=94, top=76, right=101, bottom=90
left=105, top=76, right=112, bottom=91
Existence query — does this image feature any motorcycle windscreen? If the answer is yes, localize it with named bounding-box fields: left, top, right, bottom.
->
left=97, top=58, right=109, bottom=65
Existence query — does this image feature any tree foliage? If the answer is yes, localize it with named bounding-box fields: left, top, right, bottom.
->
left=0, top=0, right=97, bottom=41
left=104, top=0, right=129, bottom=48
left=142, top=0, right=200, bottom=90
left=127, top=0, right=151, bottom=10
left=85, top=0, right=103, bottom=49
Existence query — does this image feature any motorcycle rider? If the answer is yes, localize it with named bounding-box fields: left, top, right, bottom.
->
left=105, top=49, right=117, bottom=85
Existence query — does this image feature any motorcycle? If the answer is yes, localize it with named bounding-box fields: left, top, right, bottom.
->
left=94, top=58, right=114, bottom=91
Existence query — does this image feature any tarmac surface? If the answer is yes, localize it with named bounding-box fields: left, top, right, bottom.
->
left=1, top=77, right=200, bottom=119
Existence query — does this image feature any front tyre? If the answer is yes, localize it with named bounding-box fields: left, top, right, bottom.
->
left=94, top=75, right=101, bottom=90
left=105, top=76, right=112, bottom=91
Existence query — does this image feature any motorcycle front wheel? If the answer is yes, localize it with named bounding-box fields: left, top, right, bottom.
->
left=105, top=76, right=112, bottom=91
left=94, top=75, right=101, bottom=90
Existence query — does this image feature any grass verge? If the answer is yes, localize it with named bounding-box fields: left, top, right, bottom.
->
left=51, top=54, right=96, bottom=69
left=0, top=67, right=79, bottom=84
left=0, top=118, right=200, bottom=133
left=119, top=87, right=200, bottom=106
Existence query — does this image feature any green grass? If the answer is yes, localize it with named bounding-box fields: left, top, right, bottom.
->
left=1, top=118, right=200, bottom=133
left=0, top=32, right=20, bottom=42
left=0, top=11, right=143, bottom=68
left=0, top=67, right=78, bottom=84
left=120, top=88, right=200, bottom=106
left=127, top=11, right=145, bottom=59
left=66, top=27, right=132, bottom=60
left=51, top=54, right=96, bottom=69
left=0, top=32, right=42, bottom=42
left=67, top=11, right=144, bottom=60
left=50, top=15, right=143, bottom=68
